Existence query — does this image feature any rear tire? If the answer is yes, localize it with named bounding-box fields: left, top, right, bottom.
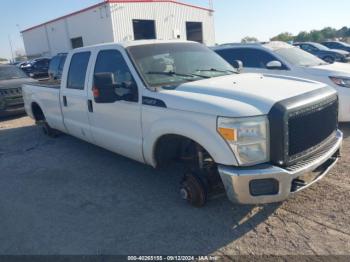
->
left=37, top=119, right=58, bottom=138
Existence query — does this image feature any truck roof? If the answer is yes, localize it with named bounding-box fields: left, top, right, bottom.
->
left=71, top=39, right=195, bottom=53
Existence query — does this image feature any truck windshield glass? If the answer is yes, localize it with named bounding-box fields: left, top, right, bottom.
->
left=275, top=47, right=327, bottom=67
left=0, top=66, right=28, bottom=80
left=127, top=43, right=235, bottom=88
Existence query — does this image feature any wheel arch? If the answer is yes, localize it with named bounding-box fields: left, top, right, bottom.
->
left=143, top=119, right=238, bottom=168
left=31, top=101, right=45, bottom=121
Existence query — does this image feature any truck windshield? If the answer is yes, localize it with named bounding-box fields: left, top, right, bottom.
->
left=274, top=47, right=328, bottom=67
left=127, top=43, right=236, bottom=88
left=0, top=66, right=28, bottom=80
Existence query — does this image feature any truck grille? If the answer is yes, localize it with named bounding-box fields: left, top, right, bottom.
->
left=287, top=97, right=338, bottom=160
left=0, top=87, right=22, bottom=97
left=268, top=87, right=338, bottom=167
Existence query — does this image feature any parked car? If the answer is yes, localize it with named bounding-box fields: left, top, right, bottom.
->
left=213, top=41, right=350, bottom=122
left=48, top=53, right=67, bottom=81
left=293, top=42, right=350, bottom=63
left=0, top=65, right=36, bottom=117
left=21, top=57, right=51, bottom=78
left=322, top=41, right=350, bottom=53
left=23, top=40, right=342, bottom=207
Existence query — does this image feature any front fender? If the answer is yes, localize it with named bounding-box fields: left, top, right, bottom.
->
left=143, top=116, right=238, bottom=167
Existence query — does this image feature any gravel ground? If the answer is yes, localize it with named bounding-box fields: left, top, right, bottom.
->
left=0, top=115, right=349, bottom=256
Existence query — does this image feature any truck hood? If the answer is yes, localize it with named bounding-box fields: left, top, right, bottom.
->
left=157, top=73, right=327, bottom=117
left=0, top=77, right=36, bottom=89
left=307, top=62, right=350, bottom=77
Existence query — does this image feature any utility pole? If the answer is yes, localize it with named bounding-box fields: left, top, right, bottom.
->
left=209, top=0, right=213, bottom=10
left=16, top=24, right=22, bottom=36
left=8, top=35, right=14, bottom=63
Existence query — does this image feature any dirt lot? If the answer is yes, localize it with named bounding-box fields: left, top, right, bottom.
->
left=0, top=115, right=349, bottom=256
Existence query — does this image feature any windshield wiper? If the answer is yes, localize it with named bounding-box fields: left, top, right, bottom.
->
left=146, top=71, right=210, bottom=79
left=195, top=68, right=237, bottom=74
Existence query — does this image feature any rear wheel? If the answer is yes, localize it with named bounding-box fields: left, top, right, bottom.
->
left=39, top=120, right=58, bottom=137
left=32, top=103, right=59, bottom=138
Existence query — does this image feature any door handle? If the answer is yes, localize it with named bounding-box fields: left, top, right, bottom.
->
left=63, top=96, right=67, bottom=107
left=87, top=99, right=93, bottom=113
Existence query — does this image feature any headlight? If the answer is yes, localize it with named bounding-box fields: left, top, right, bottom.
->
left=329, top=76, right=350, bottom=88
left=217, top=116, right=269, bottom=166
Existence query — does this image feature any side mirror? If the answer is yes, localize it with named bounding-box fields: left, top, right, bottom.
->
left=93, top=73, right=135, bottom=103
left=93, top=73, right=120, bottom=103
left=266, top=60, right=283, bottom=70
left=232, top=60, right=243, bottom=72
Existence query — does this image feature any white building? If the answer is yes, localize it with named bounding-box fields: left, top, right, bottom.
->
left=21, top=0, right=215, bottom=58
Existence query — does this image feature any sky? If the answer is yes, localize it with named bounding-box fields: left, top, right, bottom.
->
left=1, top=0, right=350, bottom=60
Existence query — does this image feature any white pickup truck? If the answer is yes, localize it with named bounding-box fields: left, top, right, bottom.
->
left=23, top=40, right=342, bottom=207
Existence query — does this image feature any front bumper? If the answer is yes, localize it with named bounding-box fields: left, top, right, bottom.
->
left=218, top=130, right=343, bottom=204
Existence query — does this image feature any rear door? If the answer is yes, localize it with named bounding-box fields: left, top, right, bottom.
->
left=60, top=51, right=94, bottom=142
left=86, top=48, right=143, bottom=162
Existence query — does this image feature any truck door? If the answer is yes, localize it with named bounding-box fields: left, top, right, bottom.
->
left=60, top=51, right=94, bottom=143
left=87, top=49, right=143, bottom=163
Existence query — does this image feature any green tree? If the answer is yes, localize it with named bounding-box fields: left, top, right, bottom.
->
left=344, top=28, right=350, bottom=37
left=320, top=27, right=337, bottom=40
left=309, top=30, right=323, bottom=42
left=270, top=32, right=294, bottom=42
left=270, top=26, right=350, bottom=44
left=241, top=36, right=259, bottom=43
left=337, top=26, right=349, bottom=38
left=0, top=58, right=8, bottom=62
left=294, top=31, right=310, bottom=42
left=14, top=55, right=27, bottom=62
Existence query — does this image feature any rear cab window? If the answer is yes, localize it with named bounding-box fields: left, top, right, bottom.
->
left=67, top=52, right=91, bottom=90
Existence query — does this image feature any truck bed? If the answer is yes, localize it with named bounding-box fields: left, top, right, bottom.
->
left=28, top=79, right=61, bottom=89
left=22, top=81, right=64, bottom=132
